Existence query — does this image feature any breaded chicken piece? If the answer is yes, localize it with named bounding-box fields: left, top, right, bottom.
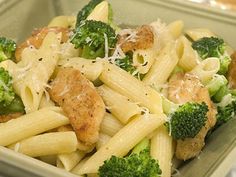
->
left=118, top=25, right=154, bottom=53
left=228, top=52, right=236, bottom=89
left=49, top=68, right=105, bottom=146
left=0, top=112, right=23, bottom=123
left=168, top=73, right=217, bottom=160
left=15, top=27, right=70, bottom=62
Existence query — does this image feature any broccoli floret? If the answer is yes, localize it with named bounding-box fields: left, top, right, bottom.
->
left=0, top=37, right=16, bottom=62
left=192, top=37, right=230, bottom=75
left=0, top=67, right=24, bottom=114
left=115, top=53, right=136, bottom=73
left=114, top=53, right=145, bottom=80
left=192, top=37, right=225, bottom=59
left=0, top=67, right=15, bottom=106
left=0, top=95, right=25, bottom=115
left=215, top=95, right=236, bottom=127
left=71, top=20, right=117, bottom=59
left=76, top=0, right=103, bottom=26
left=98, top=149, right=162, bottom=177
left=169, top=102, right=208, bottom=140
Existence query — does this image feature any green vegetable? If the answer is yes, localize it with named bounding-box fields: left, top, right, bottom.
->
left=115, top=53, right=136, bottom=74
left=0, top=37, right=16, bottom=62
left=115, top=53, right=145, bottom=80
left=0, top=67, right=24, bottom=114
left=76, top=0, right=103, bottom=26
left=206, top=74, right=228, bottom=97
left=168, top=102, right=208, bottom=140
left=71, top=20, right=117, bottom=59
left=192, top=37, right=231, bottom=75
left=98, top=149, right=162, bottom=177
left=0, top=95, right=25, bottom=115
left=131, top=138, right=150, bottom=155
left=215, top=94, right=236, bottom=127
left=162, top=96, right=179, bottom=115
left=0, top=67, right=15, bottom=106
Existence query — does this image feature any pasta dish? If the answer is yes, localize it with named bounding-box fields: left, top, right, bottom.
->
left=0, top=0, right=236, bottom=176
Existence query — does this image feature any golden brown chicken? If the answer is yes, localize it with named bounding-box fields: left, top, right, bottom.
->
left=117, top=25, right=154, bottom=53
left=49, top=68, right=105, bottom=146
left=168, top=73, right=217, bottom=160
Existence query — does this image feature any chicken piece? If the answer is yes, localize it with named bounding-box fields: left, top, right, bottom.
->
left=118, top=25, right=154, bottom=53
left=0, top=112, right=23, bottom=123
left=15, top=27, right=70, bottom=62
left=168, top=73, right=217, bottom=160
left=227, top=52, right=236, bottom=89
left=49, top=68, right=105, bottom=146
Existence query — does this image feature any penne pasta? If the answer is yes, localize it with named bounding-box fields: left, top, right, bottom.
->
left=77, top=113, right=166, bottom=174
left=100, top=113, right=123, bottom=137
left=96, top=133, right=111, bottom=150
left=48, top=15, right=76, bottom=28
left=39, top=94, right=55, bottom=108
left=176, top=35, right=200, bottom=71
left=97, top=85, right=141, bottom=124
left=189, top=57, right=220, bottom=84
left=167, top=20, right=184, bottom=39
left=13, top=32, right=61, bottom=113
left=71, top=157, right=90, bottom=175
left=132, top=48, right=156, bottom=74
left=99, top=62, right=163, bottom=114
left=0, top=107, right=69, bottom=146
left=58, top=57, right=103, bottom=81
left=8, top=132, right=77, bottom=157
left=87, top=1, right=109, bottom=23
left=185, top=28, right=215, bottom=41
left=151, top=126, right=173, bottom=177
left=57, top=150, right=86, bottom=171
left=143, top=42, right=179, bottom=88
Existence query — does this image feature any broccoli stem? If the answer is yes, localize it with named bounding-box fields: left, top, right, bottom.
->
left=0, top=51, right=7, bottom=62
left=132, top=138, right=150, bottom=155
left=162, top=96, right=179, bottom=115
left=0, top=95, right=25, bottom=115
left=213, top=85, right=229, bottom=103
left=206, top=74, right=228, bottom=97
left=81, top=45, right=104, bottom=59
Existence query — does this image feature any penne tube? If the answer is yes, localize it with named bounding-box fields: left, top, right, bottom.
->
left=97, top=85, right=141, bottom=124
left=185, top=28, right=215, bottom=41
left=13, top=32, right=61, bottom=113
left=48, top=15, right=76, bottom=28
left=167, top=20, right=184, bottom=39
left=176, top=36, right=200, bottom=71
left=58, top=57, right=103, bottom=81
left=132, top=48, right=156, bottom=74
left=99, top=62, right=162, bottom=114
left=189, top=57, right=220, bottom=84
left=8, top=132, right=77, bottom=157
left=71, top=157, right=90, bottom=175
left=87, top=1, right=109, bottom=23
left=100, top=113, right=123, bottom=137
left=78, top=113, right=166, bottom=174
left=96, top=133, right=111, bottom=150
left=39, top=94, right=55, bottom=108
left=0, top=107, right=69, bottom=146
left=151, top=126, right=173, bottom=177
left=143, top=42, right=179, bottom=88
left=57, top=150, right=86, bottom=171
